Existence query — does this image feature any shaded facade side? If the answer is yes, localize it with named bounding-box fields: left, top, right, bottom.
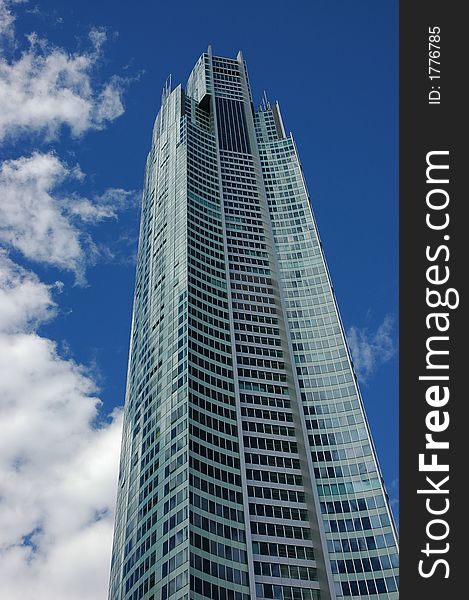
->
left=254, top=103, right=399, bottom=599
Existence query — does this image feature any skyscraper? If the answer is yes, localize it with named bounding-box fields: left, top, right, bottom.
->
left=109, top=49, right=399, bottom=600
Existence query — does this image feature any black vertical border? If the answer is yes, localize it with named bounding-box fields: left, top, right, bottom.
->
left=400, top=2, right=466, bottom=598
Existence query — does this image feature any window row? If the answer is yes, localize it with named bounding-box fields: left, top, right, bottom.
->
left=327, top=531, right=396, bottom=554
left=190, top=473, right=243, bottom=505
left=248, top=485, right=305, bottom=504
left=249, top=504, right=308, bottom=522
left=254, top=561, right=317, bottom=582
left=189, top=456, right=241, bottom=486
left=332, top=552, right=399, bottom=575
left=245, top=469, right=301, bottom=486
left=190, top=530, right=247, bottom=564
left=255, top=583, right=320, bottom=600
left=340, top=576, right=398, bottom=596
left=320, top=493, right=386, bottom=515
left=250, top=521, right=311, bottom=540
left=241, top=407, right=292, bottom=422
left=243, top=436, right=297, bottom=453
left=190, top=552, right=249, bottom=586
left=190, top=491, right=244, bottom=524
left=244, top=453, right=299, bottom=470
left=191, top=511, right=245, bottom=543
left=252, top=541, right=314, bottom=560
left=190, top=575, right=249, bottom=600
left=312, top=443, right=372, bottom=465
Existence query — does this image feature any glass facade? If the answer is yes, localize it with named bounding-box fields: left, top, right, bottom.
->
left=109, top=49, right=399, bottom=600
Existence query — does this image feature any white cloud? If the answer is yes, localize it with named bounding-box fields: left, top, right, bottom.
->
left=0, top=9, right=125, bottom=142
left=347, top=314, right=396, bottom=382
left=0, top=0, right=15, bottom=41
left=0, top=152, right=86, bottom=278
left=0, top=5, right=132, bottom=599
left=0, top=152, right=136, bottom=282
left=0, top=4, right=136, bottom=281
left=66, top=187, right=138, bottom=223
left=0, top=253, right=123, bottom=600
left=0, top=251, right=57, bottom=332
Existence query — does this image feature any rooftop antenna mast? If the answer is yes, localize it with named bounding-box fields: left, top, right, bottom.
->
left=262, top=90, right=270, bottom=111
left=162, top=74, right=172, bottom=103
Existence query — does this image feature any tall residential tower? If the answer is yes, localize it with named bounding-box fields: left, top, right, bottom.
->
left=109, top=50, right=399, bottom=600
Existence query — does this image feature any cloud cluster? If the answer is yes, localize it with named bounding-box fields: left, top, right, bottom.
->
left=0, top=3, right=131, bottom=598
left=0, top=253, right=123, bottom=600
left=0, top=152, right=136, bottom=281
left=67, top=187, right=138, bottom=223
left=0, top=0, right=14, bottom=40
left=0, top=2, right=125, bottom=142
left=347, top=314, right=396, bottom=382
left=0, top=251, right=57, bottom=332
left=0, top=152, right=86, bottom=276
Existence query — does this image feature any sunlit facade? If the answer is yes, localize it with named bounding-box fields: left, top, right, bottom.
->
left=109, top=49, right=399, bottom=600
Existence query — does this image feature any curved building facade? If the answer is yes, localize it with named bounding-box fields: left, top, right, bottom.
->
left=109, top=49, right=399, bottom=600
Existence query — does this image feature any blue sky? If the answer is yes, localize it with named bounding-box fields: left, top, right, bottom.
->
left=0, top=1, right=397, bottom=597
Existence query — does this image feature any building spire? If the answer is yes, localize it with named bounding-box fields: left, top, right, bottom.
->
left=161, top=74, right=172, bottom=104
